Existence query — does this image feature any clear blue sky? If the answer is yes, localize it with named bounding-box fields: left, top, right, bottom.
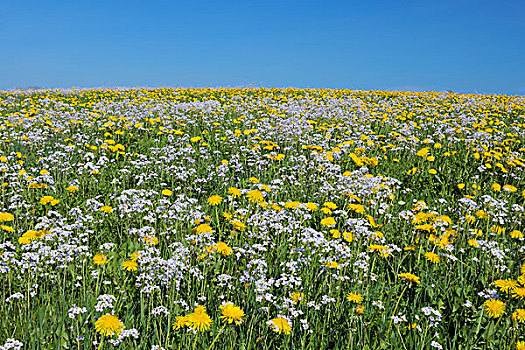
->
left=1, top=0, right=524, bottom=94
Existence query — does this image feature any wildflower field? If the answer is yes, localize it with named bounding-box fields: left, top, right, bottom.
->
left=0, top=87, right=525, bottom=350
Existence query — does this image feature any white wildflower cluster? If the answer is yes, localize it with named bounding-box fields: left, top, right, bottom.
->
left=419, top=306, right=442, bottom=327
left=0, top=339, right=23, bottom=350
left=68, top=305, right=87, bottom=319
left=95, top=294, right=117, bottom=312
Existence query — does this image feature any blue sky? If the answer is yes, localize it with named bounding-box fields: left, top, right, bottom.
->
left=1, top=0, right=524, bottom=94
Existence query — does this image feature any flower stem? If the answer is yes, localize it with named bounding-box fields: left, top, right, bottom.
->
left=208, top=324, right=227, bottom=350
left=387, top=284, right=408, bottom=335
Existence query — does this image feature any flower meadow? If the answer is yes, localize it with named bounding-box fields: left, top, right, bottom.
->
left=0, top=87, right=524, bottom=350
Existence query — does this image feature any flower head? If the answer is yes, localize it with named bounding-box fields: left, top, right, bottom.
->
left=246, top=190, right=264, bottom=203
left=398, top=273, right=421, bottom=284
left=216, top=242, right=233, bottom=256
left=424, top=252, right=440, bottom=264
left=228, top=187, right=241, bottom=197
left=512, top=287, right=525, bottom=300
left=207, top=195, right=223, bottom=206
left=320, top=217, right=336, bottom=227
left=196, top=223, right=213, bottom=235
left=484, top=299, right=505, bottom=318
left=121, top=260, right=138, bottom=272
left=494, top=279, right=518, bottom=293
left=40, top=196, right=54, bottom=205
left=512, top=309, right=525, bottom=323
left=95, top=314, right=124, bottom=336
left=93, top=254, right=108, bottom=265
left=186, top=310, right=212, bottom=331
left=219, top=303, right=245, bottom=325
left=66, top=185, right=79, bottom=192
left=346, top=293, right=363, bottom=303
left=230, top=220, right=246, bottom=231
left=172, top=316, right=187, bottom=330
left=100, top=205, right=113, bottom=214
left=0, top=212, right=14, bottom=222
left=290, top=292, right=305, bottom=304
left=269, top=317, right=291, bottom=335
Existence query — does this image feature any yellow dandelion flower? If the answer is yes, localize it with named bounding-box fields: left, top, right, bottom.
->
left=95, top=314, right=124, bottom=336
left=228, top=187, right=241, bottom=197
left=196, top=223, right=213, bottom=235
left=494, top=279, right=519, bottom=293
left=325, top=261, right=339, bottom=269
left=416, top=147, right=429, bottom=157
left=121, top=260, right=138, bottom=272
left=207, top=195, right=222, bottom=206
left=512, top=287, right=525, bottom=300
left=186, top=311, right=212, bottom=331
left=512, top=309, right=525, bottom=323
left=305, top=202, right=318, bottom=211
left=415, top=223, right=436, bottom=233
left=230, top=220, right=246, bottom=231
left=0, top=225, right=14, bottom=232
left=518, top=274, right=525, bottom=285
left=216, top=242, right=233, bottom=256
left=143, top=236, right=158, bottom=246
left=398, top=272, right=421, bottom=284
left=484, top=298, right=505, bottom=318
left=407, top=167, right=418, bottom=175
left=424, top=252, right=440, bottom=264
left=219, top=303, right=245, bottom=325
left=320, top=217, right=336, bottom=227
left=285, top=201, right=301, bottom=210
left=330, top=229, right=341, bottom=238
left=246, top=190, right=264, bottom=203
left=172, top=316, right=188, bottom=330
left=194, top=305, right=207, bottom=314
left=100, top=205, right=113, bottom=213
left=369, top=244, right=390, bottom=258
left=40, top=196, right=54, bottom=205
left=271, top=204, right=282, bottom=212
left=93, top=253, right=108, bottom=265
left=468, top=239, right=479, bottom=247
left=343, top=231, right=353, bottom=243
left=323, top=202, right=337, bottom=210
left=320, top=207, right=332, bottom=215
left=0, top=212, right=14, bottom=222
left=346, top=293, right=363, bottom=303
left=290, top=292, right=305, bottom=304
left=162, top=189, right=173, bottom=196
left=347, top=204, right=365, bottom=214
left=517, top=341, right=525, bottom=350
left=475, top=210, right=488, bottom=220
left=270, top=317, right=291, bottom=335
left=66, top=185, right=79, bottom=192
